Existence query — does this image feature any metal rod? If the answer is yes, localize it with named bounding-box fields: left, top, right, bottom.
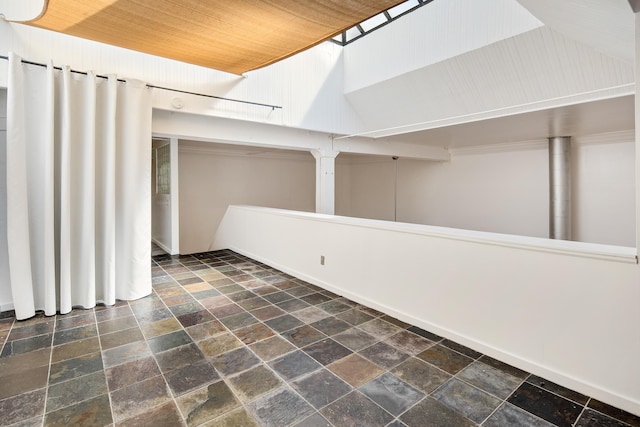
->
left=0, top=55, right=282, bottom=110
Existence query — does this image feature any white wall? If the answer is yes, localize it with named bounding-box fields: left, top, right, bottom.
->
left=178, top=143, right=315, bottom=254
left=0, top=88, right=10, bottom=312
left=337, top=156, right=396, bottom=221
left=573, top=133, right=636, bottom=246
left=341, top=136, right=636, bottom=246
left=214, top=206, right=640, bottom=416
left=399, top=146, right=549, bottom=238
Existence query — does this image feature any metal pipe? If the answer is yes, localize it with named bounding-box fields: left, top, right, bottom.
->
left=549, top=137, right=572, bottom=240
left=393, top=156, right=399, bottom=222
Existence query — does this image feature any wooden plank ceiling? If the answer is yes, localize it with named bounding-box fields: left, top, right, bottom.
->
left=25, top=0, right=404, bottom=75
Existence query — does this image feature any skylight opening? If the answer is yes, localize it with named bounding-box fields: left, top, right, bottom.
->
left=330, top=0, right=434, bottom=46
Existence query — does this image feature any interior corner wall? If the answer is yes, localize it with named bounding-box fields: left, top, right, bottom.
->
left=0, top=88, right=11, bottom=311
left=341, top=156, right=396, bottom=221
left=572, top=137, right=636, bottom=247
left=178, top=143, right=316, bottom=254
left=335, top=157, right=353, bottom=217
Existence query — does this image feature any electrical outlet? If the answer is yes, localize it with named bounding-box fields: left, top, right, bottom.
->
left=320, top=255, right=325, bottom=265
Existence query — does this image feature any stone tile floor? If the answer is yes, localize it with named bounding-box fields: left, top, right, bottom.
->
left=1, top=249, right=639, bottom=426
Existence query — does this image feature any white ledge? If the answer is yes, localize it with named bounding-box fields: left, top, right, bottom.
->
left=229, top=205, right=638, bottom=264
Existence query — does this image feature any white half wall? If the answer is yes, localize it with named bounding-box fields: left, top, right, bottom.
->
left=213, top=205, right=640, bottom=416
left=178, top=143, right=315, bottom=254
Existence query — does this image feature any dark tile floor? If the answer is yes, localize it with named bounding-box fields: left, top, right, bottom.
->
left=1, top=249, right=639, bottom=426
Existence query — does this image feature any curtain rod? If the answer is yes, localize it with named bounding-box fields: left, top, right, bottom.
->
left=0, top=55, right=283, bottom=110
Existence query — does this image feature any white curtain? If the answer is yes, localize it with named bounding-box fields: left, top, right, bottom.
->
left=6, top=53, right=152, bottom=320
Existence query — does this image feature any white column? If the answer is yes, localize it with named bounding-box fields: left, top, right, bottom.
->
left=311, top=149, right=339, bottom=215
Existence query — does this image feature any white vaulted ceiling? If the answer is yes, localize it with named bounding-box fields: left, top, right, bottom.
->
left=339, top=0, right=635, bottom=149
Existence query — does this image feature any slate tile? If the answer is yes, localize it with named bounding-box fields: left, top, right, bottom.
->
left=400, top=397, right=476, bottom=427
left=1, top=333, right=53, bottom=357
left=269, top=350, right=322, bottom=381
left=44, top=393, right=112, bottom=426
left=155, top=343, right=206, bottom=374
left=46, top=371, right=108, bottom=413
left=391, top=357, right=451, bottom=393
left=177, top=310, right=216, bottom=328
left=197, top=333, right=243, bottom=358
left=165, top=360, right=220, bottom=396
left=210, top=347, right=260, bottom=376
left=359, top=373, right=424, bottom=416
left=106, top=356, right=161, bottom=391
left=249, top=335, right=296, bottom=361
left=311, top=317, right=351, bottom=336
left=7, top=321, right=55, bottom=341
left=248, top=387, right=314, bottom=427
left=292, top=369, right=352, bottom=409
left=282, top=325, right=326, bottom=347
left=102, top=341, right=151, bottom=368
left=99, top=327, right=144, bottom=350
left=251, top=306, right=287, bottom=321
left=360, top=341, right=409, bottom=369
left=587, top=399, right=640, bottom=427
left=148, top=330, right=192, bottom=354
left=48, top=351, right=103, bottom=385
left=201, top=407, right=258, bottom=427
left=320, top=390, right=394, bottom=427
left=416, top=344, right=473, bottom=374
left=433, top=378, right=504, bottom=424
left=293, top=307, right=332, bottom=324
left=384, top=330, right=434, bottom=355
left=177, top=380, right=241, bottom=426
left=185, top=320, right=226, bottom=341
left=97, top=315, right=138, bottom=335
left=527, top=375, right=589, bottom=405
left=328, top=353, right=385, bottom=388
left=233, top=322, right=275, bottom=345
left=265, top=314, right=304, bottom=333
left=508, top=381, right=583, bottom=427
left=332, top=328, right=378, bottom=351
left=228, top=365, right=284, bottom=402
left=0, top=388, right=46, bottom=426
left=110, top=375, right=171, bottom=422
left=484, top=403, right=555, bottom=427
left=303, top=338, right=352, bottom=366
left=458, top=361, right=522, bottom=399
left=114, top=401, right=185, bottom=427
left=358, top=318, right=402, bottom=339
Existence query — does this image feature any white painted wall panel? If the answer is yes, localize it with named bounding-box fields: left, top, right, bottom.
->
left=398, top=148, right=549, bottom=238
left=178, top=143, right=315, bottom=254
left=344, top=0, right=543, bottom=93
left=213, top=206, right=640, bottom=416
left=573, top=134, right=636, bottom=246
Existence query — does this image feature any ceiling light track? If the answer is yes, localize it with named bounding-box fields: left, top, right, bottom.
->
left=0, top=55, right=283, bottom=111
